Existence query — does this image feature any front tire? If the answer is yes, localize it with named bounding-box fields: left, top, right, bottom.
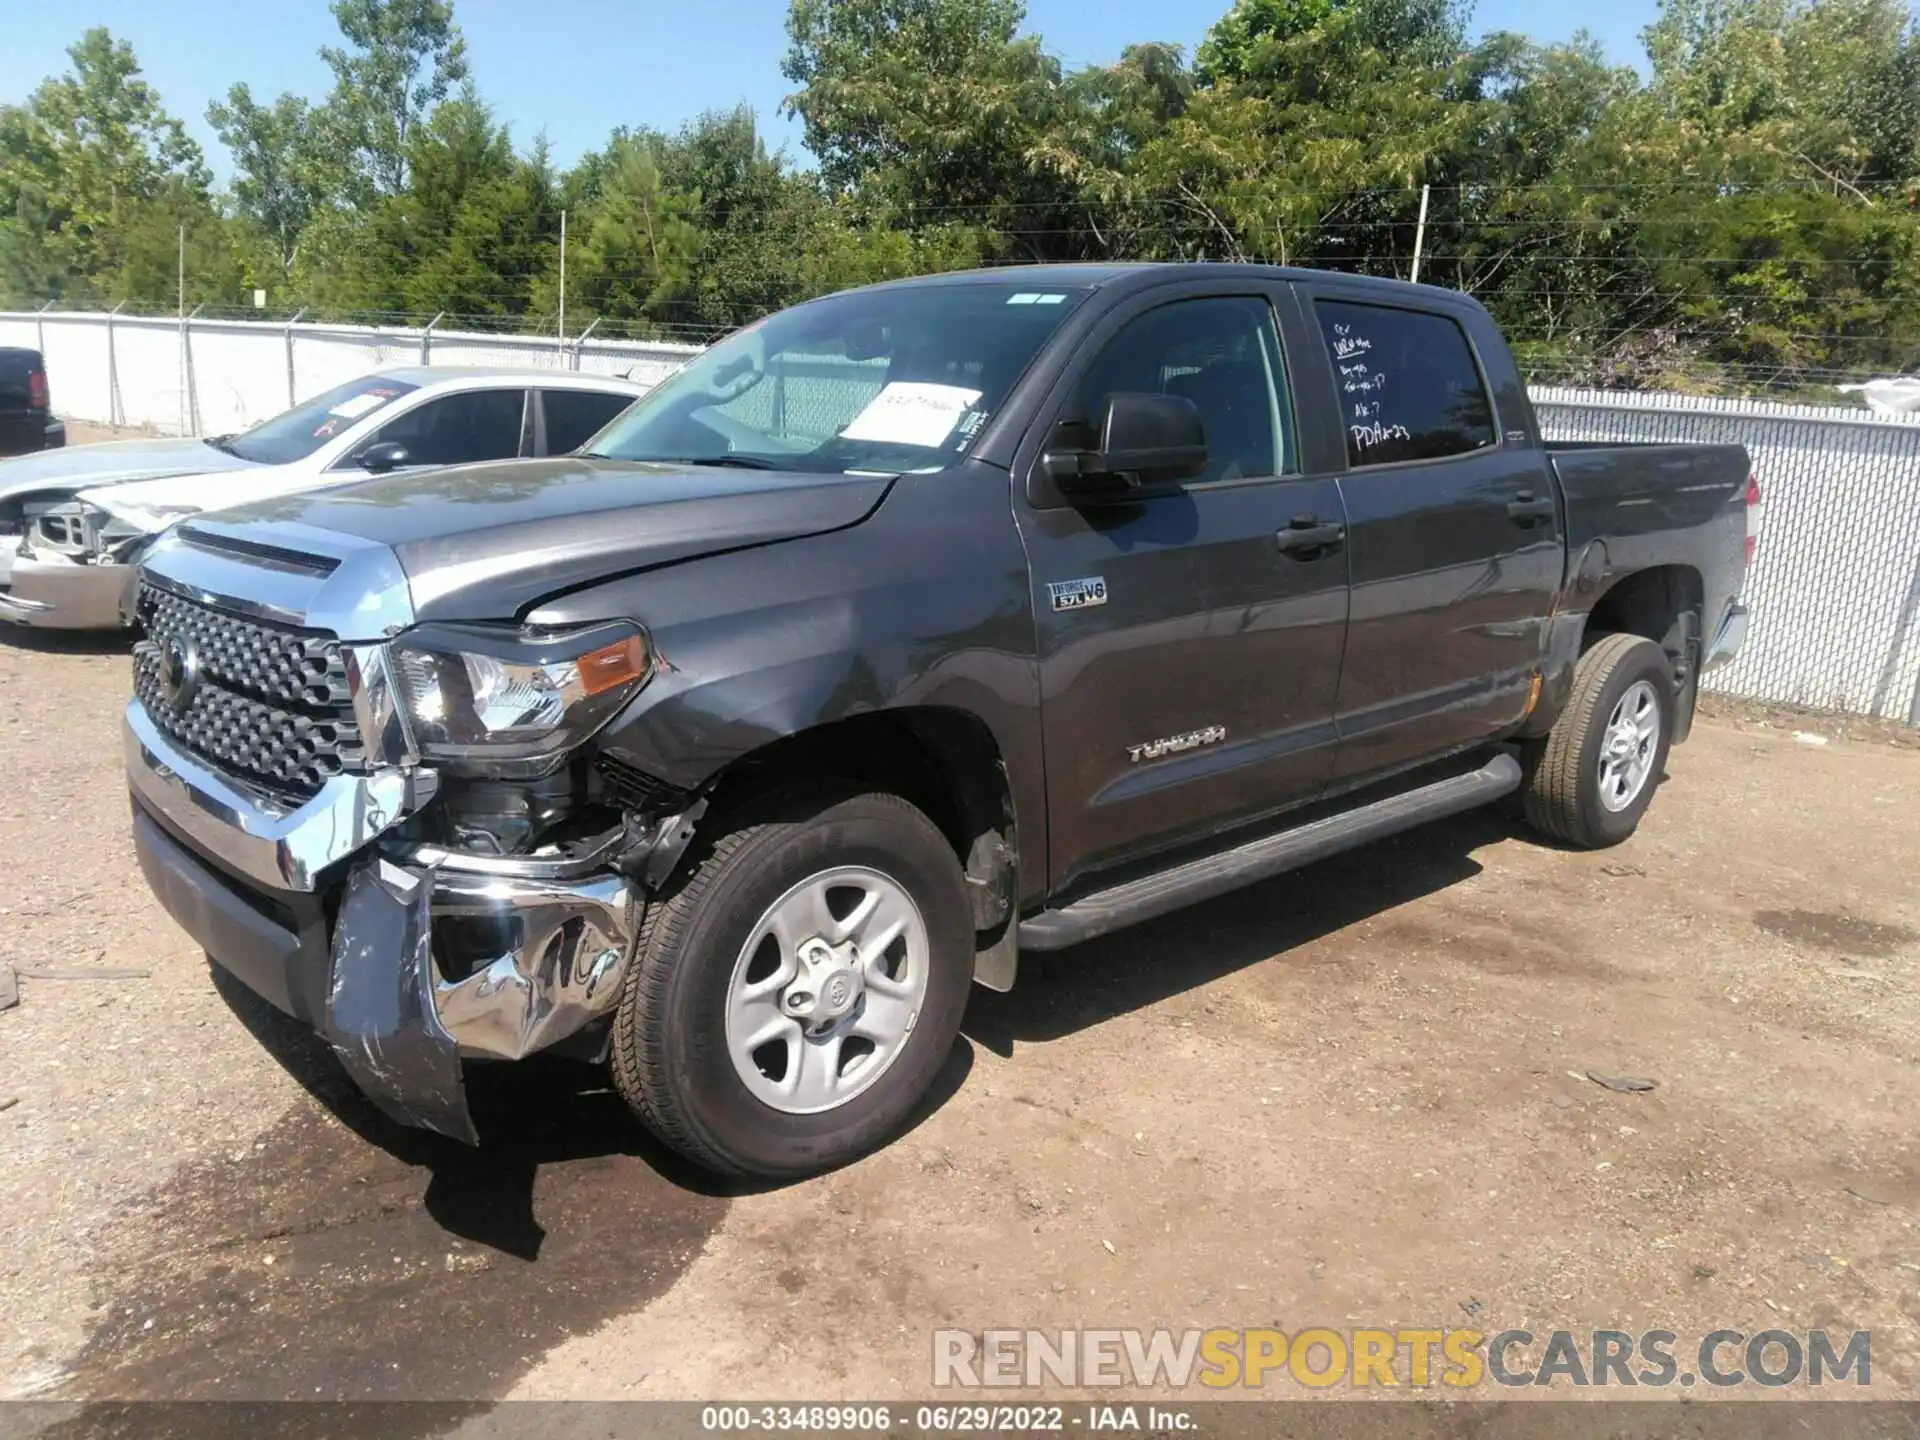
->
left=611, top=788, right=974, bottom=1179
left=1523, top=633, right=1674, bottom=849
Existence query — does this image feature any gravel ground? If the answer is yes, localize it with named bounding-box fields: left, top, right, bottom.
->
left=0, top=486, right=1915, bottom=1414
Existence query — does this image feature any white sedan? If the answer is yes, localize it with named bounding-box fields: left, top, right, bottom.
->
left=0, top=367, right=646, bottom=629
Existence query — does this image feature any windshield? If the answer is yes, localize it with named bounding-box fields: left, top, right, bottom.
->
left=585, top=281, right=1093, bottom=475
left=221, top=375, right=421, bottom=465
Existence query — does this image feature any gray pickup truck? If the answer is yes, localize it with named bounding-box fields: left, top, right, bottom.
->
left=124, top=265, right=1755, bottom=1177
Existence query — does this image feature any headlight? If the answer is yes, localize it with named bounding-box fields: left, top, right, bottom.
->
left=391, top=621, right=654, bottom=776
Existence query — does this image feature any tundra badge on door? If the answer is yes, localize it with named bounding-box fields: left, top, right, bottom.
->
left=1127, top=725, right=1228, bottom=763
left=1048, top=576, right=1108, bottom=611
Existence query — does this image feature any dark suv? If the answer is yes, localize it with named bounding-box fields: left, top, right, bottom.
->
left=0, top=348, right=63, bottom=457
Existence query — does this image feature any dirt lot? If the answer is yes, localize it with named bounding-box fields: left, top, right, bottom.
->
left=61, top=422, right=146, bottom=448
left=1, top=620, right=1917, bottom=1413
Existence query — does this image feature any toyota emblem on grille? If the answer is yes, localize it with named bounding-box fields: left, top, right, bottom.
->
left=158, top=633, right=201, bottom=711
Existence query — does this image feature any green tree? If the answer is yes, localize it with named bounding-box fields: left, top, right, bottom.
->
left=0, top=27, right=226, bottom=305
left=565, top=130, right=705, bottom=325
left=206, top=84, right=328, bottom=285
left=782, top=0, right=1088, bottom=256
left=1119, top=0, right=1476, bottom=265
left=320, top=0, right=470, bottom=197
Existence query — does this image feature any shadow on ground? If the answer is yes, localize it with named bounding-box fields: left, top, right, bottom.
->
left=0, top=626, right=135, bottom=656
left=964, top=805, right=1513, bottom=1057
left=50, top=966, right=974, bottom=1416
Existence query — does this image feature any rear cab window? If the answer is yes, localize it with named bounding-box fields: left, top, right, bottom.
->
left=1313, top=300, right=1496, bottom=467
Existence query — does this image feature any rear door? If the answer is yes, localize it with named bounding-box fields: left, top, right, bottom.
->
left=1015, top=283, right=1350, bottom=895
left=1296, top=288, right=1562, bottom=779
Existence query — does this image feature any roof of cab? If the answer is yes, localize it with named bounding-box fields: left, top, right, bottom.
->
left=853, top=261, right=1457, bottom=304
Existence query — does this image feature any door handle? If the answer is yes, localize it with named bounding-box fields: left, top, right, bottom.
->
left=1506, top=492, right=1556, bottom=525
left=1275, top=515, right=1345, bottom=557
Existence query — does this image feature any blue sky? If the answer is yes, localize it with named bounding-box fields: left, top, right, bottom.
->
left=1, top=0, right=1667, bottom=180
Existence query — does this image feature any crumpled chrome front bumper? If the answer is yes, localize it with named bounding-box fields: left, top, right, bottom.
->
left=127, top=703, right=642, bottom=1143
left=0, top=549, right=132, bottom=629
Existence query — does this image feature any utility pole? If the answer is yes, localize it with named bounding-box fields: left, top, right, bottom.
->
left=1410, top=184, right=1431, bottom=286
left=285, top=308, right=306, bottom=410
left=177, top=225, right=187, bottom=436
left=558, top=209, right=567, bottom=358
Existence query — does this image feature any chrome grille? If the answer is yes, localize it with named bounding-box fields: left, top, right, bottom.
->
left=134, top=581, right=363, bottom=799
left=139, top=583, right=351, bottom=708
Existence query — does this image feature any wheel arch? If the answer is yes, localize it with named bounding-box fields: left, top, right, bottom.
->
left=1529, top=562, right=1705, bottom=742
left=678, top=706, right=1019, bottom=979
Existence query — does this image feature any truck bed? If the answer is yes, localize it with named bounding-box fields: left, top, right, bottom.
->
left=1546, top=440, right=1749, bottom=599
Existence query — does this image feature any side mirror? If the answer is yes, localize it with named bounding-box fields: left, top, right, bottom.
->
left=356, top=440, right=410, bottom=473
left=1041, top=392, right=1208, bottom=500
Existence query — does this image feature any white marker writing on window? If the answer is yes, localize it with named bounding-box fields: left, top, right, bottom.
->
left=1351, top=422, right=1412, bottom=450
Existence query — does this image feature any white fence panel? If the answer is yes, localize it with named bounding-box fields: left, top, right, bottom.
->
left=0, top=310, right=701, bottom=436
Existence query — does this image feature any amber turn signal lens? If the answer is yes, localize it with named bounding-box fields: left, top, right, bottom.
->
left=575, top=635, right=650, bottom=696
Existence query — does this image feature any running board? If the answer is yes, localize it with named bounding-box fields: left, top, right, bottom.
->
left=1017, top=751, right=1522, bottom=952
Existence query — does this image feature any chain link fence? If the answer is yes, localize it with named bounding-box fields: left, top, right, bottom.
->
left=5, top=309, right=1916, bottom=722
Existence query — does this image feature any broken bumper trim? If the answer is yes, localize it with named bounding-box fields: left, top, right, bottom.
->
left=324, top=855, right=638, bottom=1142
left=325, top=857, right=479, bottom=1143
left=124, top=702, right=429, bottom=892
left=0, top=551, right=131, bottom=629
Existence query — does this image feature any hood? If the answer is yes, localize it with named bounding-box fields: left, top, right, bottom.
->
left=187, top=456, right=895, bottom=621
left=0, top=437, right=256, bottom=506
left=77, top=463, right=321, bottom=533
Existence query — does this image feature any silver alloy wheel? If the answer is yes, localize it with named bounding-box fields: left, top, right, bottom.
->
left=723, top=865, right=930, bottom=1115
left=1597, top=678, right=1661, bottom=812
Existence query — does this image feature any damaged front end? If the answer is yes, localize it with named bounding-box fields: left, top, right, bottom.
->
left=129, top=696, right=697, bottom=1143
left=0, top=493, right=163, bottom=629
left=323, top=843, right=641, bottom=1144
left=124, top=533, right=697, bottom=1143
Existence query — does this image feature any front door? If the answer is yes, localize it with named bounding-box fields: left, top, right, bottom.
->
left=1016, top=290, right=1351, bottom=896
left=1298, top=292, right=1563, bottom=780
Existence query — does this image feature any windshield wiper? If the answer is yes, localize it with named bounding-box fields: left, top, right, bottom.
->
left=660, top=454, right=781, bottom=470
left=579, top=452, right=785, bottom=470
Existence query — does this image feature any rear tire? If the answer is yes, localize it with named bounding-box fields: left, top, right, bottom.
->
left=1522, top=633, right=1674, bottom=849
left=611, top=788, right=973, bottom=1179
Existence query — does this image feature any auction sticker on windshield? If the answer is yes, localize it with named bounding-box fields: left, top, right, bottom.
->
left=328, top=390, right=396, bottom=420
left=840, top=382, right=984, bottom=448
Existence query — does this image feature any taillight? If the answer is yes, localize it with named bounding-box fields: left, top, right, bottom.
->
left=1742, top=471, right=1762, bottom=571
left=26, top=368, right=48, bottom=410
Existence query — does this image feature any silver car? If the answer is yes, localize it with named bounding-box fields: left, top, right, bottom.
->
left=0, top=367, right=646, bottom=630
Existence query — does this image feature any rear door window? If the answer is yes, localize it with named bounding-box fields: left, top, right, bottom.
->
left=542, top=388, right=634, bottom=454
left=1314, top=301, right=1495, bottom=467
